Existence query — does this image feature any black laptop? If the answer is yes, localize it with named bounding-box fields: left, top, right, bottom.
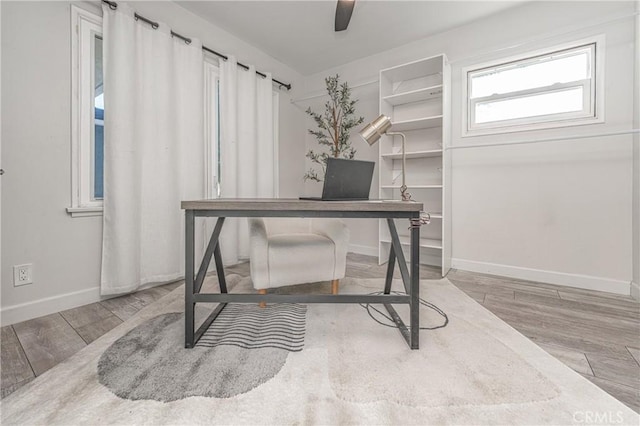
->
left=300, top=158, right=375, bottom=201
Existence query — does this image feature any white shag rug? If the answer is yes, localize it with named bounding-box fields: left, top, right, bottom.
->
left=1, top=275, right=637, bottom=425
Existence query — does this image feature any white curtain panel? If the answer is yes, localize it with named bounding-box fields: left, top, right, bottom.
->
left=101, top=4, right=205, bottom=295
left=219, top=56, right=275, bottom=264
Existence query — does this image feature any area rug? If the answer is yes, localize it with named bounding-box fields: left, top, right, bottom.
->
left=1, top=275, right=637, bottom=425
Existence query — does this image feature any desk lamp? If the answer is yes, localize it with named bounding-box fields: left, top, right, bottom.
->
left=359, top=114, right=411, bottom=201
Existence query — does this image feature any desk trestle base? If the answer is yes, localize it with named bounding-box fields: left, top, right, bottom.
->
left=182, top=200, right=422, bottom=350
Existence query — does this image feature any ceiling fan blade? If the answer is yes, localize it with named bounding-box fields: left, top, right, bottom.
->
left=335, top=0, right=355, bottom=32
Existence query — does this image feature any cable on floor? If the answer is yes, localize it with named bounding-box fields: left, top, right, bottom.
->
left=359, top=290, right=449, bottom=330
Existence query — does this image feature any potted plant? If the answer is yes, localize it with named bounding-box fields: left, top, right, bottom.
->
left=304, top=75, right=365, bottom=182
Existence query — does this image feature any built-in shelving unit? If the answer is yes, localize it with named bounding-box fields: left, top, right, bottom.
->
left=378, top=54, right=451, bottom=275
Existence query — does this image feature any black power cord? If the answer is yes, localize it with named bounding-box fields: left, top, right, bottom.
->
left=359, top=290, right=449, bottom=330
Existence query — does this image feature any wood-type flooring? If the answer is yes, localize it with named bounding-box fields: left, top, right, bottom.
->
left=2, top=254, right=638, bottom=412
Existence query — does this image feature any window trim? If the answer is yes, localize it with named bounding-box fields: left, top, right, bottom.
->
left=69, top=6, right=103, bottom=217
left=461, top=35, right=605, bottom=137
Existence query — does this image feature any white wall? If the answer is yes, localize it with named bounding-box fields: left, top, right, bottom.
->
left=301, top=1, right=637, bottom=294
left=0, top=0, right=305, bottom=325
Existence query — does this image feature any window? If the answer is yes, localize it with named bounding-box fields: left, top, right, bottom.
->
left=94, top=38, right=104, bottom=200
left=463, top=37, right=604, bottom=136
left=69, top=6, right=103, bottom=216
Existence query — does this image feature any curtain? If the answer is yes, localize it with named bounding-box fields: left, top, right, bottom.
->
left=101, top=4, right=205, bottom=295
left=219, top=56, right=275, bottom=264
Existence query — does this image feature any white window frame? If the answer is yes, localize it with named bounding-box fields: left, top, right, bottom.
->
left=462, top=35, right=605, bottom=137
left=272, top=90, right=280, bottom=197
left=68, top=6, right=103, bottom=217
left=204, top=58, right=220, bottom=198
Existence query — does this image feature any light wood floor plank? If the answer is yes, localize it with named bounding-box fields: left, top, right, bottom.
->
left=12, top=314, right=86, bottom=376
left=461, top=278, right=559, bottom=298
left=559, top=286, right=639, bottom=302
left=159, top=281, right=183, bottom=292
left=1, top=326, right=34, bottom=389
left=99, top=294, right=148, bottom=321
left=482, top=298, right=639, bottom=347
left=448, top=278, right=515, bottom=299
left=505, top=321, right=634, bottom=360
left=75, top=315, right=123, bottom=344
left=514, top=291, right=640, bottom=322
left=627, top=347, right=640, bottom=367
left=224, top=262, right=251, bottom=277
left=449, top=269, right=562, bottom=292
left=60, top=302, right=116, bottom=329
left=133, top=286, right=171, bottom=304
left=483, top=293, right=517, bottom=304
left=586, top=352, right=640, bottom=390
left=1, top=377, right=33, bottom=399
left=99, top=286, right=169, bottom=322
left=558, top=290, right=640, bottom=313
left=536, top=342, right=593, bottom=376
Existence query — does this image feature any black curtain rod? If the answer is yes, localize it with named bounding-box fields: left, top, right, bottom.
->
left=101, top=0, right=292, bottom=90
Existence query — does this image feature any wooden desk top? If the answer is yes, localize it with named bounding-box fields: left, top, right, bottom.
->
left=181, top=198, right=423, bottom=212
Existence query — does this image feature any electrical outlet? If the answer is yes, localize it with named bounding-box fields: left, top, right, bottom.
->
left=13, top=264, right=33, bottom=286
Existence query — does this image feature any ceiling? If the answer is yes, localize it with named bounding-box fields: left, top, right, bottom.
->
left=176, top=1, right=527, bottom=76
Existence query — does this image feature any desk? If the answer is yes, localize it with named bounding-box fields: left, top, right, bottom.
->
left=181, top=199, right=423, bottom=349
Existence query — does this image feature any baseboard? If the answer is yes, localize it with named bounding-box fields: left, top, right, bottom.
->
left=451, top=258, right=631, bottom=295
left=1, top=286, right=102, bottom=326
left=631, top=281, right=640, bottom=301
left=0, top=279, right=179, bottom=326
left=349, top=244, right=442, bottom=272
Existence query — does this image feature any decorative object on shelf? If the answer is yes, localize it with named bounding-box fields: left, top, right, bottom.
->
left=304, top=75, right=365, bottom=182
left=359, top=114, right=412, bottom=201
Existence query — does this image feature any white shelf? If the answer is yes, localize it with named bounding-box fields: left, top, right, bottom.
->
left=381, top=184, right=442, bottom=189
left=381, top=149, right=443, bottom=160
left=382, top=85, right=443, bottom=106
left=381, top=236, right=443, bottom=250
left=427, top=213, right=443, bottom=219
left=391, top=115, right=443, bottom=131
left=380, top=56, right=443, bottom=83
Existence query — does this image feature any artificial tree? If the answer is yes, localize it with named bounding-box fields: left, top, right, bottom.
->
left=304, top=75, right=365, bottom=182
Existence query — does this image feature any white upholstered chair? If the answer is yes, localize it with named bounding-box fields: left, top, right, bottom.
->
left=248, top=218, right=349, bottom=304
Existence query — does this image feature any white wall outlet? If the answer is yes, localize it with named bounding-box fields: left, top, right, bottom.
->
left=13, top=264, right=34, bottom=286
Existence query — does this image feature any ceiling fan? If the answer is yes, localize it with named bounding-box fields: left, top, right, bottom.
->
left=335, top=0, right=356, bottom=32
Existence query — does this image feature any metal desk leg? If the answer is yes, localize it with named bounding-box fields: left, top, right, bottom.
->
left=410, top=223, right=420, bottom=349
left=213, top=244, right=228, bottom=293
left=194, top=217, right=225, bottom=294
left=384, top=244, right=396, bottom=294
left=384, top=218, right=414, bottom=348
left=185, top=210, right=195, bottom=348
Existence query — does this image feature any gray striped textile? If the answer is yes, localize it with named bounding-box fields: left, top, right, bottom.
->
left=196, top=304, right=307, bottom=352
